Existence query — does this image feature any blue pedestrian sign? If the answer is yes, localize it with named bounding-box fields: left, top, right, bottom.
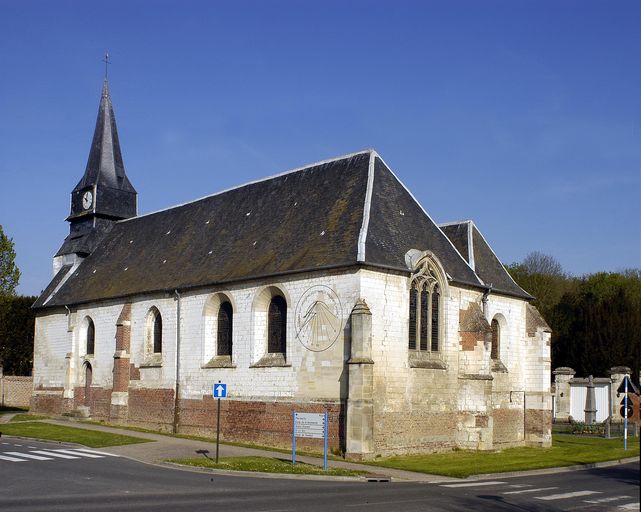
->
left=213, top=383, right=227, bottom=399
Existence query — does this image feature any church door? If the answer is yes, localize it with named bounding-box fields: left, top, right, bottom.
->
left=84, top=363, right=93, bottom=406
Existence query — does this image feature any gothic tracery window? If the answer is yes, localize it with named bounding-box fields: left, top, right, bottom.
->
left=408, top=260, right=442, bottom=352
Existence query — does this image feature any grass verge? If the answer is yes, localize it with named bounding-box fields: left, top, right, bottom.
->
left=0, top=421, right=153, bottom=447
left=368, top=434, right=640, bottom=478
left=9, top=413, right=49, bottom=422
left=166, top=456, right=366, bottom=477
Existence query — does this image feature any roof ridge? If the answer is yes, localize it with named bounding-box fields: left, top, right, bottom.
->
left=357, top=151, right=377, bottom=261
left=119, top=148, right=376, bottom=224
left=469, top=222, right=532, bottom=298
left=375, top=159, right=482, bottom=282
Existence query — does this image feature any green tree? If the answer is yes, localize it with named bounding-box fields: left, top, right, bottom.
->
left=0, top=295, right=37, bottom=375
left=0, top=225, right=20, bottom=297
left=506, top=251, right=573, bottom=320
left=552, top=272, right=641, bottom=385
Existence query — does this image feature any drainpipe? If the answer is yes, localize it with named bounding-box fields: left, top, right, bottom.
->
left=172, top=289, right=181, bottom=434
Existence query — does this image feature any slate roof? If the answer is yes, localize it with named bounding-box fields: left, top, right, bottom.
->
left=439, top=220, right=532, bottom=299
left=37, top=150, right=528, bottom=309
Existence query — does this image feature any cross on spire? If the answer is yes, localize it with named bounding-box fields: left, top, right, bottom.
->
left=102, top=52, right=110, bottom=79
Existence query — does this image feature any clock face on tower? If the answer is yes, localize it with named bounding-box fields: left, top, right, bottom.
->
left=82, top=191, right=93, bottom=210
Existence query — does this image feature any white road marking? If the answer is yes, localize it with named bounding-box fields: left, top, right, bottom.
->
left=13, top=444, right=22, bottom=447
left=27, top=446, right=37, bottom=449
left=584, top=496, right=630, bottom=504
left=507, top=484, right=532, bottom=488
left=441, top=480, right=506, bottom=488
left=0, top=454, right=27, bottom=462
left=618, top=504, right=640, bottom=511
left=4, top=451, right=52, bottom=461
left=74, top=448, right=119, bottom=457
left=51, top=449, right=103, bottom=458
left=503, top=486, right=558, bottom=495
left=30, top=450, right=80, bottom=459
left=536, top=490, right=601, bottom=501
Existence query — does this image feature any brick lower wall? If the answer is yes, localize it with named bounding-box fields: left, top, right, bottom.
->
left=177, top=397, right=345, bottom=451
left=492, top=407, right=524, bottom=446
left=374, top=411, right=458, bottom=455
left=31, top=387, right=64, bottom=414
left=1, top=376, right=33, bottom=408
left=127, top=388, right=176, bottom=432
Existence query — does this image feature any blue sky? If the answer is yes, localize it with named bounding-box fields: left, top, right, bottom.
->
left=1, top=0, right=639, bottom=296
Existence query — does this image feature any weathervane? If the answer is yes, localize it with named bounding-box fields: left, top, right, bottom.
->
left=102, top=52, right=111, bottom=79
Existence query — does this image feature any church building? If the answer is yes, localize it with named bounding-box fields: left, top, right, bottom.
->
left=32, top=80, right=552, bottom=458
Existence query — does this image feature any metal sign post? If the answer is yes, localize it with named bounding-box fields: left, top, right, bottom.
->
left=213, top=381, right=227, bottom=463
left=624, top=378, right=628, bottom=451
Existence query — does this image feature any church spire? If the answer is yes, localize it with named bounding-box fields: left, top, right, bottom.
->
left=56, top=77, right=137, bottom=262
left=72, top=79, right=135, bottom=195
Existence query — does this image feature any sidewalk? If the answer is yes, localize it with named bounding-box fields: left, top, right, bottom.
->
left=43, top=418, right=456, bottom=483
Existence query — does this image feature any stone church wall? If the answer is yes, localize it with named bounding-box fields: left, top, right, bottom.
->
left=32, top=265, right=551, bottom=454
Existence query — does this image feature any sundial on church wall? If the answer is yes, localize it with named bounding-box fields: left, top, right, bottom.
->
left=295, top=285, right=343, bottom=352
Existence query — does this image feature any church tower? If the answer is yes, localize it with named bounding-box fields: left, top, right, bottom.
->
left=54, top=79, right=137, bottom=274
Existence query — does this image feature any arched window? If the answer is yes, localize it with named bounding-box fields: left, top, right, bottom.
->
left=146, top=307, right=163, bottom=356
left=491, top=318, right=500, bottom=360
left=217, top=301, right=233, bottom=357
left=153, top=311, right=163, bottom=353
left=268, top=295, right=287, bottom=354
left=86, top=319, right=95, bottom=355
left=408, top=258, right=443, bottom=352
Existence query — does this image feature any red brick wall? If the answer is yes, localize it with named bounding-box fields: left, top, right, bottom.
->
left=492, top=408, right=524, bottom=446
left=30, top=387, right=64, bottom=415
left=177, top=397, right=345, bottom=452
left=127, top=388, right=176, bottom=432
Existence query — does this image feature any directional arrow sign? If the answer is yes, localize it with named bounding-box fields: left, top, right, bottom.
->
left=213, top=383, right=227, bottom=399
left=617, top=376, right=639, bottom=395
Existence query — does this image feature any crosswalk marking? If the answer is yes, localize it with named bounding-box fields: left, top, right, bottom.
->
left=441, top=481, right=506, bottom=488
left=4, top=451, right=53, bottom=461
left=0, top=448, right=117, bottom=463
left=74, top=448, right=119, bottom=457
left=536, top=490, right=601, bottom=501
left=503, top=486, right=558, bottom=495
left=585, top=496, right=630, bottom=504
left=30, top=450, right=80, bottom=459
left=0, top=454, right=27, bottom=462
left=50, top=449, right=103, bottom=458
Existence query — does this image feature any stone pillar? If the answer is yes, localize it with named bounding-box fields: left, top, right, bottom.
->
left=584, top=375, right=597, bottom=424
left=609, top=366, right=631, bottom=423
left=345, top=299, right=374, bottom=461
left=110, top=304, right=132, bottom=421
left=553, top=367, right=575, bottom=422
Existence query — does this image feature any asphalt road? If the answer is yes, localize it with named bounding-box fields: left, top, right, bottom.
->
left=1, top=438, right=638, bottom=511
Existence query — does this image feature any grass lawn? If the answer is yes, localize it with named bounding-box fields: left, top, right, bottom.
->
left=369, top=434, right=640, bottom=478
left=9, top=413, right=50, bottom=422
left=166, top=456, right=366, bottom=477
left=0, top=421, right=153, bottom=448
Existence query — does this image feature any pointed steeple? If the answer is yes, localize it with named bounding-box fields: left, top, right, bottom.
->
left=67, top=79, right=137, bottom=222
left=56, top=79, right=137, bottom=261
left=72, top=79, right=136, bottom=197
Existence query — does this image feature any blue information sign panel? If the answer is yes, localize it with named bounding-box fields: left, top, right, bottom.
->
left=213, top=383, right=227, bottom=399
